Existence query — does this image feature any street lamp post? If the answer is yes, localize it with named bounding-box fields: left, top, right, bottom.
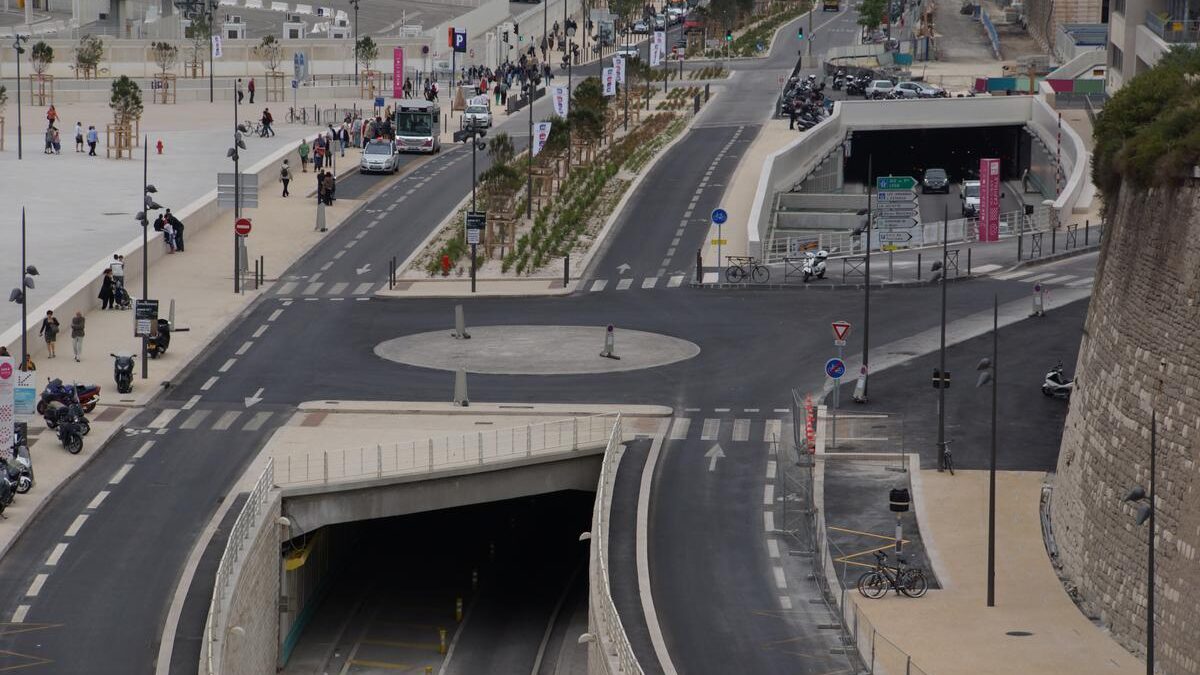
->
left=934, top=205, right=949, bottom=471
left=8, top=209, right=39, bottom=368
left=1125, top=365, right=1163, bottom=675
left=12, top=35, right=28, bottom=160
left=859, top=156, right=874, bottom=403
left=136, top=138, right=162, bottom=379
left=459, top=127, right=487, bottom=293
left=350, top=0, right=361, bottom=85
left=228, top=100, right=247, bottom=293
left=526, top=67, right=536, bottom=219
left=976, top=295, right=999, bottom=606
left=209, top=0, right=216, bottom=103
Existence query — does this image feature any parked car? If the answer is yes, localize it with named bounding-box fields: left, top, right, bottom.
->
left=961, top=179, right=981, bottom=215
left=865, top=79, right=895, bottom=99
left=654, top=14, right=667, bottom=29
left=617, top=44, right=640, bottom=59
left=360, top=139, right=399, bottom=174
left=922, top=168, right=950, bottom=193
left=913, top=82, right=948, bottom=98
left=893, top=82, right=925, bottom=98
left=632, top=19, right=649, bottom=33
left=684, top=12, right=705, bottom=31
left=667, top=6, right=685, bottom=23
left=462, top=104, right=491, bottom=129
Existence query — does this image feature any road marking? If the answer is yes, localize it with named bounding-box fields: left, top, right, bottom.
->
left=683, top=210, right=693, bottom=219
left=212, top=411, right=242, bottom=431
left=182, top=395, right=201, bottom=410
left=779, top=596, right=792, bottom=610
left=774, top=408, right=789, bottom=413
left=236, top=341, right=253, bottom=355
left=701, top=418, right=721, bottom=440
left=242, top=411, right=273, bottom=431
left=767, top=539, right=780, bottom=559
left=46, top=543, right=68, bottom=566
left=744, top=408, right=759, bottom=413
left=308, top=273, right=322, bottom=283
left=714, top=408, right=731, bottom=413
left=642, top=277, right=658, bottom=289
left=148, top=409, right=180, bottom=429
left=11, top=605, right=29, bottom=623
left=972, top=263, right=1002, bottom=274
left=666, top=247, right=676, bottom=256
left=276, top=281, right=297, bottom=295
left=26, top=574, right=48, bottom=598
left=201, top=376, right=219, bottom=391
left=219, top=359, right=237, bottom=373
left=671, top=237, right=680, bottom=246
left=590, top=280, right=608, bottom=292
left=354, top=282, right=375, bottom=295
left=109, top=464, right=133, bottom=485
left=88, top=491, right=109, bottom=510
left=766, top=460, right=776, bottom=480
left=133, top=440, right=155, bottom=459
left=355, top=230, right=368, bottom=239
left=765, top=419, right=782, bottom=443
left=702, top=272, right=718, bottom=284
left=345, top=240, right=358, bottom=248
left=1024, top=272, right=1056, bottom=282
left=328, top=282, right=349, bottom=295
left=305, top=297, right=319, bottom=301
left=356, top=297, right=370, bottom=301
left=303, top=282, right=324, bottom=295
left=764, top=484, right=774, bottom=505
left=684, top=408, right=700, bottom=412
left=65, top=515, right=88, bottom=537
left=668, top=275, right=684, bottom=288
left=993, top=270, right=1033, bottom=280
left=333, top=250, right=347, bottom=259
left=1068, top=276, right=1094, bottom=287
left=733, top=419, right=750, bottom=441
left=773, top=565, right=787, bottom=589
left=180, top=410, right=212, bottom=430
left=669, top=419, right=690, bottom=440
left=616, top=278, right=633, bottom=291
left=1042, top=274, right=1076, bottom=285
left=253, top=325, right=269, bottom=338
left=320, top=262, right=333, bottom=271
left=764, top=511, right=775, bottom=532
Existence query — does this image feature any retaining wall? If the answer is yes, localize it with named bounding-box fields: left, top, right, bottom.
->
left=217, top=493, right=282, bottom=675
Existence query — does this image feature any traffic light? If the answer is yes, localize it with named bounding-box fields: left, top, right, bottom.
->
left=725, top=29, right=732, bottom=41
left=797, top=26, right=804, bottom=39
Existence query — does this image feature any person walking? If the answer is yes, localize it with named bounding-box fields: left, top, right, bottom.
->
left=321, top=172, right=335, bottom=206
left=44, top=127, right=54, bottom=154
left=87, top=125, right=99, bottom=156
left=46, top=104, right=58, bottom=128
left=52, top=127, right=62, bottom=154
left=163, top=218, right=176, bottom=253
left=313, top=137, right=325, bottom=171
left=248, top=77, right=256, bottom=104
left=70, top=312, right=85, bottom=362
left=299, top=139, right=310, bottom=172
left=75, top=122, right=84, bottom=152
left=236, top=78, right=245, bottom=105
left=261, top=108, right=275, bottom=137
left=99, top=268, right=116, bottom=309
left=166, top=209, right=185, bottom=252
left=39, top=310, right=60, bottom=359
left=280, top=159, right=292, bottom=197
left=339, top=125, right=349, bottom=157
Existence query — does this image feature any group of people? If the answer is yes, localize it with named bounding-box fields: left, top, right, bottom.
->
left=153, top=209, right=186, bottom=253
left=44, top=106, right=100, bottom=156
left=98, top=255, right=129, bottom=310
left=236, top=77, right=257, bottom=105
left=36, top=309, right=86, bottom=362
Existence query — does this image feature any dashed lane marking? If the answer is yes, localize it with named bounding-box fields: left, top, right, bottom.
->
left=333, top=250, right=346, bottom=259
left=109, top=464, right=133, bottom=485
left=64, top=515, right=88, bottom=538
left=993, top=270, right=1032, bottom=281
left=764, top=484, right=774, bottom=505
left=779, top=596, right=792, bottom=610
left=219, top=359, right=236, bottom=373
left=147, top=409, right=179, bottom=429
left=132, top=440, right=154, bottom=459
left=26, top=575, right=47, bottom=598
left=668, top=275, right=684, bottom=287
left=764, top=511, right=775, bottom=532
left=590, top=280, right=607, bottom=292
left=972, top=263, right=1002, bottom=274
left=767, top=539, right=780, bottom=559
left=45, top=543, right=68, bottom=567
left=641, top=277, right=658, bottom=289
left=303, top=282, right=324, bottom=295
left=253, top=325, right=269, bottom=338
left=236, top=341, right=253, bottom=355
left=616, top=279, right=633, bottom=291
left=87, top=492, right=109, bottom=510
left=181, top=395, right=201, bottom=410
left=1068, top=276, right=1094, bottom=287
left=11, top=606, right=29, bottom=623
left=268, top=309, right=284, bottom=322
left=766, top=460, right=776, bottom=480
left=201, top=377, right=219, bottom=391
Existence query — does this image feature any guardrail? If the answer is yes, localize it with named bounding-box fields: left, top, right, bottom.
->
left=1144, top=10, right=1200, bottom=42
left=275, top=414, right=618, bottom=487
left=204, top=459, right=275, bottom=675
left=588, top=414, right=643, bottom=675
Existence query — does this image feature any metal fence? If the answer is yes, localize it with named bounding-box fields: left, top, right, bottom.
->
left=205, top=459, right=275, bottom=675
left=588, top=415, right=643, bottom=675
left=275, top=414, right=618, bottom=487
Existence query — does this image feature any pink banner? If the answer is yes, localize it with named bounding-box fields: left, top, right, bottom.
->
left=979, top=158, right=1000, bottom=242
left=393, top=48, right=404, bottom=99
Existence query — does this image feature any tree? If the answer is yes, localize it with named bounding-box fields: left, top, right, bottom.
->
left=568, top=77, right=607, bottom=141
left=30, top=42, right=53, bottom=75
left=857, top=0, right=885, bottom=31
left=355, top=36, right=379, bottom=73
left=540, top=115, right=571, bottom=155
left=708, top=0, right=738, bottom=33
left=152, top=41, right=178, bottom=75
left=110, top=75, right=144, bottom=123
left=75, top=35, right=104, bottom=72
left=186, top=13, right=212, bottom=66
left=255, top=34, right=284, bottom=71
left=488, top=131, right=515, bottom=166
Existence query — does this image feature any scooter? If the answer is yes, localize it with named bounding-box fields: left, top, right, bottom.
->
left=0, top=461, right=14, bottom=515
left=43, top=400, right=91, bottom=437
left=9, top=443, right=33, bottom=494
left=57, top=411, right=84, bottom=455
left=36, top=378, right=100, bottom=415
left=112, top=352, right=136, bottom=394
left=147, top=318, right=189, bottom=359
left=802, top=249, right=829, bottom=282
left=1042, top=361, right=1074, bottom=399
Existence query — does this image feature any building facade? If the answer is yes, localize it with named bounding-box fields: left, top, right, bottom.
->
left=1107, top=0, right=1200, bottom=91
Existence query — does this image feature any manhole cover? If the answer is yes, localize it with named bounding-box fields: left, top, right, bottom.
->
left=1006, top=630, right=1034, bottom=637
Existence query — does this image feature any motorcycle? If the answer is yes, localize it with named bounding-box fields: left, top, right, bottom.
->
left=57, top=410, right=84, bottom=455
left=112, top=352, right=136, bottom=394
left=43, top=400, right=91, bottom=437
left=802, top=249, right=829, bottom=282
left=9, top=444, right=33, bottom=495
left=0, top=461, right=14, bottom=516
left=1042, top=361, right=1074, bottom=399
left=147, top=318, right=189, bottom=359
left=36, top=378, right=100, bottom=415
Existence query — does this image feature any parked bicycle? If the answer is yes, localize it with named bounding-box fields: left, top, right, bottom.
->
left=857, top=550, right=929, bottom=599
left=725, top=256, right=770, bottom=284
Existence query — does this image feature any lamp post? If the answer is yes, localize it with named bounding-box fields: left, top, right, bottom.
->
left=349, top=0, right=360, bottom=84
left=1125, top=360, right=1164, bottom=675
left=525, top=66, right=536, bottom=219
left=208, top=0, right=216, bottom=103
left=975, top=294, right=998, bottom=607
left=932, top=205, right=949, bottom=471
left=228, top=101, right=247, bottom=293
left=456, top=126, right=487, bottom=293
left=8, top=209, right=39, bottom=368
left=858, top=155, right=874, bottom=403
left=12, top=34, right=28, bottom=160
left=134, top=139, right=162, bottom=380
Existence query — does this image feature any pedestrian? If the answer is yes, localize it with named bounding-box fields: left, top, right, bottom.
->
left=39, top=310, right=60, bottom=359
left=75, top=122, right=84, bottom=152
left=52, top=127, right=61, bottom=154
left=248, top=77, right=256, bottom=104
left=166, top=209, right=185, bottom=252
left=321, top=172, right=335, bottom=205
left=280, top=159, right=291, bottom=197
left=339, top=125, right=349, bottom=157
left=87, top=125, right=98, bottom=156
left=299, top=139, right=310, bottom=172
left=111, top=254, right=125, bottom=286
left=313, top=137, right=325, bottom=171
left=163, top=218, right=176, bottom=253
left=789, top=106, right=796, bottom=130
left=236, top=78, right=245, bottom=104
left=20, top=355, right=35, bottom=372
left=44, top=127, right=54, bottom=154
left=99, top=268, right=116, bottom=309
left=315, top=170, right=326, bottom=202
left=71, top=312, right=85, bottom=362
left=46, top=104, right=58, bottom=128
left=261, top=107, right=275, bottom=137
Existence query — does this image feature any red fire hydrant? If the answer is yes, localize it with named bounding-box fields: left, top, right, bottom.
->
left=156, top=139, right=164, bottom=154
left=441, top=254, right=452, bottom=276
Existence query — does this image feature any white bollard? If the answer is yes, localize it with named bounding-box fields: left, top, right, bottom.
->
left=314, top=201, right=327, bottom=232
left=453, top=367, right=469, bottom=407
left=453, top=304, right=471, bottom=339
left=599, top=325, right=620, bottom=360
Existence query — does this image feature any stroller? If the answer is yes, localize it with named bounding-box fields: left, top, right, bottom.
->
left=113, top=279, right=132, bottom=310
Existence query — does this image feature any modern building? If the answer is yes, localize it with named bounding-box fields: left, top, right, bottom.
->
left=1107, top=0, right=1198, bottom=90
left=1026, top=0, right=1107, bottom=54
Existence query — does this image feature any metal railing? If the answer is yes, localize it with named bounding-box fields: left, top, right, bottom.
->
left=205, top=459, right=275, bottom=675
left=275, top=414, right=618, bottom=487
left=588, top=415, right=643, bottom=674
left=1144, top=10, right=1200, bottom=42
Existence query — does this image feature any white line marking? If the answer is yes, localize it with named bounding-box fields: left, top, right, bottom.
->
left=109, top=464, right=133, bottom=485
left=764, top=511, right=775, bottom=532
left=702, top=272, right=718, bottom=284
left=773, top=565, right=787, bottom=589
left=764, top=484, right=775, bottom=505
left=329, top=298, right=344, bottom=302
left=701, top=418, right=721, bottom=440
left=1041, top=274, right=1077, bottom=285
left=767, top=539, right=780, bottom=559
left=345, top=240, right=358, bottom=248
left=765, top=419, right=782, bottom=443
left=590, top=280, right=608, bottom=292
left=303, top=282, right=324, bottom=295
left=779, top=596, right=792, bottom=610
left=616, top=278, right=633, bottom=291
left=666, top=247, right=676, bottom=256
left=356, top=297, right=370, bottom=301
left=242, top=411, right=272, bottom=431
left=218, top=358, right=236, bottom=373
left=1068, top=276, right=1094, bottom=287
left=88, top=491, right=109, bottom=510
left=641, top=277, right=658, bottom=289
left=328, top=282, right=349, bottom=295
left=236, top=341, right=253, bottom=355
left=355, top=231, right=368, bottom=239
left=201, top=376, right=219, bottom=391
left=276, top=281, right=297, bottom=295
left=212, top=411, right=242, bottom=431
left=1024, top=272, right=1057, bottom=282
left=668, top=275, right=684, bottom=288
left=354, top=282, right=375, bottom=295
left=766, top=460, right=777, bottom=480
left=65, top=515, right=89, bottom=538
left=684, top=408, right=700, bottom=412
left=733, top=419, right=750, bottom=441
left=180, top=410, right=212, bottom=430
left=993, top=270, right=1033, bottom=280
left=320, top=262, right=333, bottom=271
left=972, top=263, right=1002, bottom=274
left=714, top=408, right=731, bottom=413
left=133, top=440, right=155, bottom=459
left=744, top=408, right=759, bottom=413
left=333, top=250, right=346, bottom=259
left=11, top=605, right=29, bottom=623
left=148, top=409, right=180, bottom=429
left=26, top=574, right=47, bottom=598
left=669, top=419, right=691, bottom=440
left=253, top=325, right=269, bottom=338
left=308, top=273, right=322, bottom=283
left=181, top=395, right=201, bottom=410
left=304, top=297, right=319, bottom=301
left=46, top=543, right=68, bottom=566
left=268, top=309, right=284, bottom=322
left=774, top=408, right=789, bottom=413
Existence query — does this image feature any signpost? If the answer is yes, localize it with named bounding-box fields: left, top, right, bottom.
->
left=466, top=211, right=485, bottom=292
left=134, top=299, right=160, bottom=338
left=826, top=357, right=846, bottom=447
left=875, top=176, right=921, bottom=249
left=831, top=320, right=851, bottom=346
left=711, top=208, right=727, bottom=269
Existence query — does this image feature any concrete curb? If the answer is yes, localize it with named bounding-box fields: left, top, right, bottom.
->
left=689, top=272, right=979, bottom=291
left=1007, top=243, right=1101, bottom=269
left=296, top=400, right=675, bottom=417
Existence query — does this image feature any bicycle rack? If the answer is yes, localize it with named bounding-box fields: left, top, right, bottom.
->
left=946, top=249, right=960, bottom=277
left=784, top=257, right=806, bottom=282
left=1066, top=224, right=1077, bottom=249
left=842, top=256, right=866, bottom=283
left=1029, top=232, right=1044, bottom=259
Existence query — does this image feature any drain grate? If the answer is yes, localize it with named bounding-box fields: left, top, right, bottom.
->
left=1006, top=630, right=1034, bottom=637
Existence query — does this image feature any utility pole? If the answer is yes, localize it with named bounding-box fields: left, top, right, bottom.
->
left=12, top=35, right=27, bottom=159
left=527, top=67, right=535, bottom=219
left=936, top=205, right=948, bottom=471
left=986, top=294, right=997, bottom=606
left=209, top=0, right=215, bottom=103
left=142, top=138, right=150, bottom=379
left=861, top=155, right=873, bottom=401
left=351, top=0, right=360, bottom=85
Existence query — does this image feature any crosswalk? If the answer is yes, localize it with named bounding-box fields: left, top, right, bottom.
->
left=131, top=407, right=286, bottom=434
left=991, top=269, right=1094, bottom=288
left=275, top=280, right=383, bottom=299
left=589, top=274, right=689, bottom=292
left=667, top=410, right=792, bottom=444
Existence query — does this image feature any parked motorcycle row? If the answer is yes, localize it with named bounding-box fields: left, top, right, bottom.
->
left=780, top=74, right=832, bottom=130
left=38, top=379, right=96, bottom=455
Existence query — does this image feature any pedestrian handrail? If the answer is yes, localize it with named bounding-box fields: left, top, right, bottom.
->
left=274, top=414, right=619, bottom=488
left=204, top=459, right=274, bottom=675
left=588, top=414, right=644, bottom=675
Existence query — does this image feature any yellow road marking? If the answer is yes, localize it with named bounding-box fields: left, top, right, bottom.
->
left=0, top=649, right=53, bottom=672
left=828, top=525, right=910, bottom=542
left=360, top=639, right=440, bottom=652
left=348, top=658, right=413, bottom=670
left=0, top=624, right=61, bottom=637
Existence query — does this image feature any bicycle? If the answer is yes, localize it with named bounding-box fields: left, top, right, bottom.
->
left=724, top=256, right=770, bottom=284
left=857, top=551, right=928, bottom=599
left=940, top=440, right=954, bottom=475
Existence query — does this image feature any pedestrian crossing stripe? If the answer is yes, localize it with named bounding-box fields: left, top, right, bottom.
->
left=972, top=263, right=1003, bottom=275
left=667, top=416, right=791, bottom=443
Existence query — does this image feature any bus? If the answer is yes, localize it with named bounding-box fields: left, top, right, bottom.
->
left=823, top=0, right=840, bottom=11
left=394, top=99, right=442, bottom=154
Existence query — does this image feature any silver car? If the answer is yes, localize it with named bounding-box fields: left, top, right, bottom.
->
left=359, top=139, right=399, bottom=174
left=462, top=104, right=492, bottom=129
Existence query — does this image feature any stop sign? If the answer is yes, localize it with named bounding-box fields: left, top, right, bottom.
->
left=234, top=217, right=252, bottom=236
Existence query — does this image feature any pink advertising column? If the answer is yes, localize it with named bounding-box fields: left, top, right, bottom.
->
left=979, top=158, right=1001, bottom=242
left=393, top=48, right=405, bottom=99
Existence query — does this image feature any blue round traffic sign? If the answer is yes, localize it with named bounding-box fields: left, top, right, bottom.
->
left=711, top=208, right=728, bottom=225
left=825, top=358, right=846, bottom=379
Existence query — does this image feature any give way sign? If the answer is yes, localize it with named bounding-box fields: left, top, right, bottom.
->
left=831, top=320, right=852, bottom=342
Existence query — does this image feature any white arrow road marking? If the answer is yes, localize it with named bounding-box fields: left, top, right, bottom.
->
left=357, top=264, right=372, bottom=275
left=244, top=387, right=265, bottom=408
left=705, top=443, right=726, bottom=472
left=617, top=263, right=631, bottom=274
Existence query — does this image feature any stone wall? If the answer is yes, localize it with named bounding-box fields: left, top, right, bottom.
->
left=1052, top=183, right=1200, bottom=674
left=220, top=494, right=282, bottom=675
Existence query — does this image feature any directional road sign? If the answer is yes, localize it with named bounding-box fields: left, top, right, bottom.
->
left=876, top=216, right=920, bottom=229
left=711, top=208, right=728, bottom=224
left=878, top=231, right=913, bottom=243
left=875, top=190, right=917, bottom=203
left=826, top=358, right=846, bottom=379
left=877, top=176, right=917, bottom=190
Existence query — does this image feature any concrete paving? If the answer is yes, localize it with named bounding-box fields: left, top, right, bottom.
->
left=374, top=325, right=701, bottom=374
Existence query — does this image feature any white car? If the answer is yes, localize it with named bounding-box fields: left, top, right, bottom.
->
left=617, top=44, right=640, bottom=59
left=865, top=79, right=894, bottom=99
left=961, top=180, right=981, bottom=216
left=359, top=139, right=399, bottom=174
left=667, top=7, right=685, bottom=23
left=462, top=104, right=491, bottom=129
left=632, top=20, right=649, bottom=33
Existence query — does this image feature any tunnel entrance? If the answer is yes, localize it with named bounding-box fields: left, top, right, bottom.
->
left=280, top=491, right=595, bottom=675
left=843, top=125, right=1031, bottom=183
